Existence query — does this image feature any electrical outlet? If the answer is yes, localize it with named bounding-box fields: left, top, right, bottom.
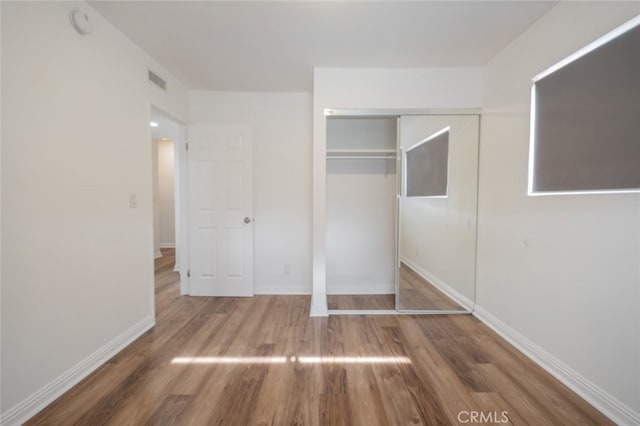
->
left=129, top=193, right=137, bottom=208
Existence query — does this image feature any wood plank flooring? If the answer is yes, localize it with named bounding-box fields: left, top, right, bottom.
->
left=328, top=294, right=395, bottom=310
left=397, top=262, right=465, bottom=311
left=328, top=262, right=465, bottom=311
left=27, top=249, right=612, bottom=425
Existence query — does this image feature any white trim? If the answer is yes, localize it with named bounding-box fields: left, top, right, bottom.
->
left=528, top=188, right=640, bottom=197
left=527, top=84, right=536, bottom=195
left=401, top=150, right=407, bottom=198
left=532, top=14, right=640, bottom=83
left=326, top=284, right=394, bottom=295
left=154, top=251, right=162, bottom=259
left=329, top=309, right=399, bottom=315
left=324, top=108, right=482, bottom=117
left=473, top=305, right=640, bottom=426
left=400, top=259, right=474, bottom=311
left=0, top=316, right=154, bottom=426
left=159, top=243, right=175, bottom=249
left=408, top=195, right=448, bottom=199
left=255, top=286, right=312, bottom=295
left=310, top=295, right=329, bottom=317
left=176, top=124, right=189, bottom=296
left=326, top=149, right=396, bottom=155
left=326, top=155, right=396, bottom=160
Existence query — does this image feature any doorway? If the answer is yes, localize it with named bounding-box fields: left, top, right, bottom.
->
left=153, top=138, right=175, bottom=260
left=149, top=112, right=255, bottom=298
left=150, top=106, right=184, bottom=292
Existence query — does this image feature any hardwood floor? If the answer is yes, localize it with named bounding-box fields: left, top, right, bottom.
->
left=397, top=262, right=466, bottom=311
left=328, top=263, right=466, bottom=311
left=328, top=294, right=396, bottom=310
left=27, top=249, right=612, bottom=425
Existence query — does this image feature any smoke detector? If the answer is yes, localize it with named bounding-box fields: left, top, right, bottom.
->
left=69, top=10, right=92, bottom=35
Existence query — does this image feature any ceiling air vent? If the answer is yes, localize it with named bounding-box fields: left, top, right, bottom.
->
left=148, top=70, right=167, bottom=90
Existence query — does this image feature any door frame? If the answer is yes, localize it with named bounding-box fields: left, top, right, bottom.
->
left=176, top=123, right=189, bottom=295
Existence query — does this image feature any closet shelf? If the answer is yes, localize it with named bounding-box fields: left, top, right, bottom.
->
left=326, top=149, right=397, bottom=160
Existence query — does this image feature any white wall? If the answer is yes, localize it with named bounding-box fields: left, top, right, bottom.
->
left=1, top=1, right=188, bottom=422
left=189, top=91, right=312, bottom=295
left=312, top=67, right=484, bottom=315
left=156, top=139, right=175, bottom=248
left=477, top=3, right=640, bottom=423
left=152, top=138, right=175, bottom=256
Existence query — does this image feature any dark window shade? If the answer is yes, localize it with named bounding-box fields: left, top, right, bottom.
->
left=406, top=130, right=449, bottom=197
left=532, top=23, right=640, bottom=193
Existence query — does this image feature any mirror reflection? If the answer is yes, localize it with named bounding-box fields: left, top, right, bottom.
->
left=398, top=115, right=479, bottom=311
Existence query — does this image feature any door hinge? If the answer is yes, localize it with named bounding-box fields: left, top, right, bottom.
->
left=187, top=269, right=191, bottom=278
left=185, top=141, right=189, bottom=151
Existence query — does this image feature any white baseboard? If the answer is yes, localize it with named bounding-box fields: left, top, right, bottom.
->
left=154, top=251, right=162, bottom=259
left=310, top=294, right=329, bottom=317
left=327, top=283, right=394, bottom=295
left=255, top=286, right=312, bottom=295
left=401, top=258, right=474, bottom=310
left=473, top=305, right=640, bottom=426
left=0, top=316, right=155, bottom=426
left=159, top=243, right=175, bottom=249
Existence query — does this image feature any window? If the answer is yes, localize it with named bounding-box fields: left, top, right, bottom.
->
left=405, top=127, right=449, bottom=197
left=529, top=16, right=640, bottom=195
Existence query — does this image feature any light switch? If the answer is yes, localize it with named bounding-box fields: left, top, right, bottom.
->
left=129, top=193, right=137, bottom=208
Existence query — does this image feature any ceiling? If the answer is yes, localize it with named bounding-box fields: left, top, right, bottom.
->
left=90, top=1, right=556, bottom=92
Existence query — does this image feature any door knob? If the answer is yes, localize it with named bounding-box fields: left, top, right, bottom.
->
left=244, top=217, right=252, bottom=224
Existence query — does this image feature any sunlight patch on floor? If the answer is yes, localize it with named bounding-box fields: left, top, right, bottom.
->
left=297, top=356, right=411, bottom=364
left=171, top=356, right=411, bottom=365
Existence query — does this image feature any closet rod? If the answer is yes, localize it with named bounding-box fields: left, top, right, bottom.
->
left=326, top=156, right=396, bottom=160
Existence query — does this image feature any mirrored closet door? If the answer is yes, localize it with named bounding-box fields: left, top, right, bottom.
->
left=397, top=115, right=479, bottom=313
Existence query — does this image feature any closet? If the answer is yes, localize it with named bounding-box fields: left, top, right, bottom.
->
left=325, top=116, right=398, bottom=303
left=318, top=110, right=480, bottom=315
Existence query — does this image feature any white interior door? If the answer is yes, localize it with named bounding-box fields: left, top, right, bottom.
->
left=187, top=125, right=253, bottom=296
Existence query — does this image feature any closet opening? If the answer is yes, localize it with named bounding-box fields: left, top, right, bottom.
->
left=323, top=110, right=480, bottom=315
left=326, top=116, right=398, bottom=312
